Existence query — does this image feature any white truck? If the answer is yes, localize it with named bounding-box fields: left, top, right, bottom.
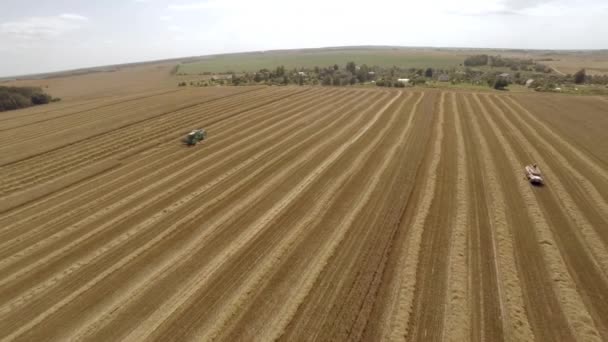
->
left=525, top=164, right=544, bottom=185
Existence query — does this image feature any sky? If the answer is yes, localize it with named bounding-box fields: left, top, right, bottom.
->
left=1, top=0, right=607, bottom=77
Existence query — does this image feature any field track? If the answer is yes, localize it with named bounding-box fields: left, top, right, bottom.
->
left=1, top=86, right=607, bottom=341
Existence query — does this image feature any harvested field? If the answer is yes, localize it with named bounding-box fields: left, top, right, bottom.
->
left=1, top=86, right=607, bottom=341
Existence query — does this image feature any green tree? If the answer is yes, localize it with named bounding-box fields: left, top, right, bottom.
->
left=346, top=61, right=357, bottom=74
left=356, top=64, right=370, bottom=82
left=493, top=77, right=509, bottom=90
left=464, top=54, right=488, bottom=66
left=424, top=68, right=433, bottom=78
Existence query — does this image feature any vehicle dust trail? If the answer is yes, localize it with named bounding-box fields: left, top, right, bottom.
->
left=0, top=90, right=373, bottom=319
left=201, top=93, right=423, bottom=342
left=375, top=92, right=443, bottom=341
left=492, top=95, right=608, bottom=277
left=472, top=93, right=601, bottom=342
left=442, top=92, right=470, bottom=341
left=0, top=92, right=393, bottom=341
left=464, top=95, right=535, bottom=341
left=501, top=96, right=608, bottom=219
left=102, top=91, right=403, bottom=342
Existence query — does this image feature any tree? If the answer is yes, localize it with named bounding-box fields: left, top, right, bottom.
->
left=275, top=65, right=285, bottom=77
left=464, top=54, right=488, bottom=66
left=574, top=69, right=586, bottom=84
left=333, top=64, right=339, bottom=71
left=356, top=64, right=369, bottom=82
left=346, top=61, right=357, bottom=74
left=31, top=93, right=52, bottom=104
left=425, top=68, right=433, bottom=78
left=493, top=77, right=509, bottom=90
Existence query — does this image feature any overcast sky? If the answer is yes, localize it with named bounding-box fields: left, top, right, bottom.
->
left=1, top=0, right=607, bottom=77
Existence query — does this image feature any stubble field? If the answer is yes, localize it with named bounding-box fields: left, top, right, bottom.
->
left=1, top=86, right=607, bottom=341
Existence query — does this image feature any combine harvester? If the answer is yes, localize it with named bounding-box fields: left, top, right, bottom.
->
left=185, top=128, right=207, bottom=146
left=525, top=163, right=544, bottom=185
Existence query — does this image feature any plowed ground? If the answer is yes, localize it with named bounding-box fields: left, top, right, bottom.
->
left=1, top=86, right=607, bottom=341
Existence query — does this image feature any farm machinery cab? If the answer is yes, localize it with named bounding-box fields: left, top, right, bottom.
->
left=525, top=164, right=544, bottom=186
left=185, top=129, right=207, bottom=146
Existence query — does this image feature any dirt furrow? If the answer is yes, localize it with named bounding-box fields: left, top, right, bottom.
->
left=0, top=87, right=263, bottom=165
left=0, top=89, right=365, bottom=300
left=465, top=94, right=535, bottom=341
left=202, top=93, right=420, bottom=341
left=493, top=95, right=608, bottom=273
left=374, top=91, right=443, bottom=341
left=0, top=87, right=298, bottom=190
left=458, top=94, right=503, bottom=341
left=473, top=93, right=600, bottom=341
left=0, top=87, right=300, bottom=198
left=507, top=95, right=608, bottom=179
left=0, top=88, right=337, bottom=254
left=120, top=91, right=406, bottom=342
left=0, top=92, right=392, bottom=340
left=405, top=92, right=457, bottom=341
left=0, top=86, right=289, bottom=176
left=482, top=95, right=608, bottom=338
left=513, top=95, right=608, bottom=164
left=0, top=89, right=178, bottom=126
left=276, top=92, right=431, bottom=342
left=0, top=87, right=332, bottom=224
left=442, top=92, right=471, bottom=341
left=498, top=96, right=608, bottom=221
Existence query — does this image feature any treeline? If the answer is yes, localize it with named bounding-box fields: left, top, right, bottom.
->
left=0, top=86, right=59, bottom=112
left=464, top=54, right=546, bottom=71
left=178, top=59, right=608, bottom=92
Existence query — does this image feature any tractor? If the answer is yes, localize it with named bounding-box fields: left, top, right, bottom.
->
left=185, top=129, right=207, bottom=146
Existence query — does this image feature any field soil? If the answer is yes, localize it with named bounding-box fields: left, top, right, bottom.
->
left=1, top=85, right=607, bottom=341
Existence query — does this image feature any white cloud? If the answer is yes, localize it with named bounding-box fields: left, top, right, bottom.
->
left=160, top=15, right=173, bottom=21
left=167, top=25, right=183, bottom=32
left=59, top=13, right=89, bottom=21
left=0, top=14, right=89, bottom=41
left=168, top=0, right=247, bottom=11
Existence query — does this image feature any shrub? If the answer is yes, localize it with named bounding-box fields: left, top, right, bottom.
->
left=464, top=55, right=489, bottom=67
left=574, top=69, right=586, bottom=84
left=493, top=78, right=509, bottom=90
left=31, top=93, right=51, bottom=105
left=0, top=86, right=55, bottom=112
